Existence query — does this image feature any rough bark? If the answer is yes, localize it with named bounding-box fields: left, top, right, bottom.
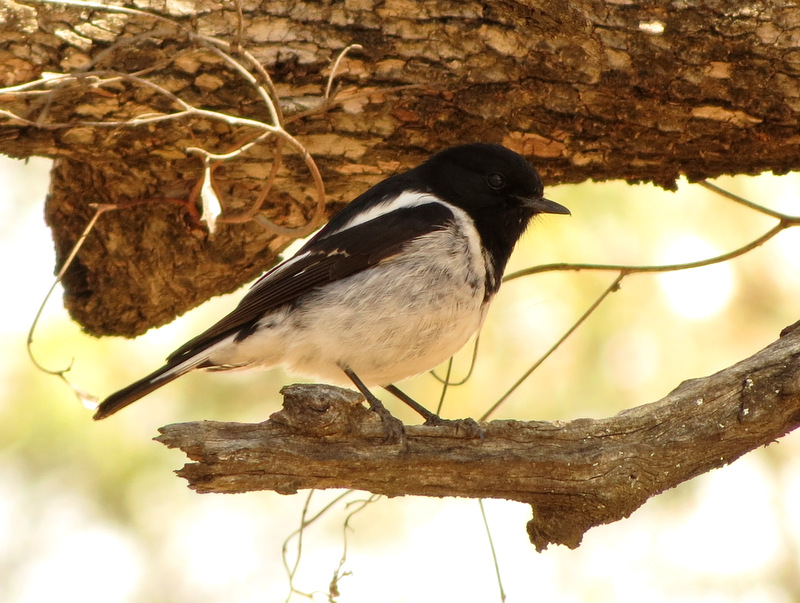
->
left=156, top=322, right=800, bottom=551
left=2, top=0, right=800, bottom=335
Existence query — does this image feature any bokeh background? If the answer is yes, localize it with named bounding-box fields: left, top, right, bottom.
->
left=1, top=155, right=799, bottom=602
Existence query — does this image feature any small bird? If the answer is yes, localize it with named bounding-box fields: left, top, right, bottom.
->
left=94, top=143, right=569, bottom=437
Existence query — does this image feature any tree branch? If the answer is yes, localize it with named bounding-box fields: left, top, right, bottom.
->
left=4, top=0, right=800, bottom=336
left=156, top=322, right=800, bottom=552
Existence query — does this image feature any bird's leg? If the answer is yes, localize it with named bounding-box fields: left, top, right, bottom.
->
left=384, top=384, right=484, bottom=440
left=382, top=384, right=437, bottom=421
left=343, top=369, right=406, bottom=445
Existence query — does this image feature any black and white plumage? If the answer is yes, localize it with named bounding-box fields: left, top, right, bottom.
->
left=94, top=143, right=570, bottom=429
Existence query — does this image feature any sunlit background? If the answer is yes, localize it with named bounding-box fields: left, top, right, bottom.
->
left=1, top=155, right=799, bottom=602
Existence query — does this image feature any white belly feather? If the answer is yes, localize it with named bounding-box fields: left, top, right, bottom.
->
left=207, top=206, right=491, bottom=386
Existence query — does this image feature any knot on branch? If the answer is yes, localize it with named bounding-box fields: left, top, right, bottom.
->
left=270, top=383, right=377, bottom=437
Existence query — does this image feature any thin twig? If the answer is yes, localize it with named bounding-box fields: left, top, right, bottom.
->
left=195, top=39, right=283, bottom=127
left=283, top=490, right=315, bottom=602
left=429, top=334, right=481, bottom=387
left=217, top=137, right=286, bottom=224
left=231, top=0, right=244, bottom=52
left=479, top=500, right=507, bottom=603
left=328, top=493, right=380, bottom=600
left=435, top=357, right=454, bottom=415
left=27, top=204, right=113, bottom=374
left=79, top=26, right=185, bottom=74
left=697, top=180, right=789, bottom=220
left=282, top=490, right=355, bottom=602
left=14, top=0, right=324, bottom=234
left=503, top=222, right=792, bottom=282
left=489, top=183, right=799, bottom=420
left=480, top=273, right=624, bottom=421
left=324, top=44, right=363, bottom=100
left=25, top=203, right=123, bottom=407
left=282, top=83, right=425, bottom=125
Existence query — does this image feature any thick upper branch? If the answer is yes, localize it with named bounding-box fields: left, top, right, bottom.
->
left=156, top=323, right=800, bottom=551
left=5, top=0, right=800, bottom=184
left=3, top=0, right=800, bottom=335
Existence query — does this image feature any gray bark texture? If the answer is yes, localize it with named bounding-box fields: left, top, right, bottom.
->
left=156, top=323, right=800, bottom=551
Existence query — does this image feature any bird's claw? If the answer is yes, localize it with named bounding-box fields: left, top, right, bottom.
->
left=370, top=403, right=407, bottom=446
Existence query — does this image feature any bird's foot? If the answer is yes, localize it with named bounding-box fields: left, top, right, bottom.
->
left=367, top=401, right=407, bottom=446
left=342, top=369, right=408, bottom=445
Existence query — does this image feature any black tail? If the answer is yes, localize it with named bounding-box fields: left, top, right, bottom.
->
left=93, top=359, right=198, bottom=420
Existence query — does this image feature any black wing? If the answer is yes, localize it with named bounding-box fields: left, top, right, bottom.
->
left=167, top=200, right=454, bottom=363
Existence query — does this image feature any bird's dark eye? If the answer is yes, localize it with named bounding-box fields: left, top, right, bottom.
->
left=487, top=172, right=506, bottom=190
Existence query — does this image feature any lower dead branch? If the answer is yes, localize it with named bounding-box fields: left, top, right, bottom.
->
left=156, top=325, right=800, bottom=551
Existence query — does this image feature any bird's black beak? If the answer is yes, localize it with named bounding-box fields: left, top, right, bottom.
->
left=519, top=196, right=571, bottom=216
